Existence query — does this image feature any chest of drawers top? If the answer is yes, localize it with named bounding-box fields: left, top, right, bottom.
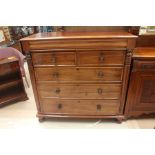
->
left=20, top=32, right=137, bottom=51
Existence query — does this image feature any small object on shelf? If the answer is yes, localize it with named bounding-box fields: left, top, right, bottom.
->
left=0, top=57, right=28, bottom=107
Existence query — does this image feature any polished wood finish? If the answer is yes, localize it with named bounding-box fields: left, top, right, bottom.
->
left=32, top=50, right=125, bottom=67
left=125, top=48, right=155, bottom=118
left=77, top=50, right=125, bottom=66
left=20, top=32, right=136, bottom=41
left=34, top=67, right=123, bottom=82
left=20, top=32, right=137, bottom=122
left=40, top=98, right=120, bottom=115
left=0, top=57, right=28, bottom=107
left=32, top=51, right=76, bottom=66
left=133, top=47, right=155, bottom=59
left=136, top=35, right=155, bottom=47
left=37, top=83, right=121, bottom=99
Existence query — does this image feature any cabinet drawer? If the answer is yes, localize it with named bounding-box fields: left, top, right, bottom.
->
left=28, top=39, right=128, bottom=50
left=35, top=67, right=123, bottom=82
left=40, top=98, right=120, bottom=115
left=77, top=50, right=125, bottom=66
left=37, top=83, right=121, bottom=99
left=133, top=60, right=155, bottom=71
left=32, top=52, right=76, bottom=66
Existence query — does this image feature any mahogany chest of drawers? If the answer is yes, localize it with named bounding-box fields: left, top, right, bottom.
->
left=20, top=32, right=137, bottom=122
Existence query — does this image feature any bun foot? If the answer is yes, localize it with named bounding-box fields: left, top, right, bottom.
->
left=38, top=117, right=45, bottom=122
left=116, top=117, right=126, bottom=123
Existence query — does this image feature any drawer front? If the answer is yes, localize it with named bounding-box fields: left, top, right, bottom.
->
left=32, top=52, right=76, bottom=66
left=28, top=39, right=128, bottom=50
left=133, top=60, right=155, bottom=71
left=40, top=98, right=120, bottom=115
left=37, top=83, right=121, bottom=99
left=77, top=50, right=125, bottom=66
left=35, top=67, right=123, bottom=82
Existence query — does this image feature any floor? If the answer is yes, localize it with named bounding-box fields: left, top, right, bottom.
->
left=0, top=62, right=155, bottom=129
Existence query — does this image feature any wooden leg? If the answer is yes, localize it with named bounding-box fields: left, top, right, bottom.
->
left=38, top=117, right=45, bottom=122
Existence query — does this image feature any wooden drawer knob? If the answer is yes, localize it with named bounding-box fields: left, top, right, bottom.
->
left=97, top=104, right=101, bottom=111
left=97, top=88, right=103, bottom=94
left=97, top=71, right=104, bottom=77
left=51, top=54, right=56, bottom=64
left=99, top=53, right=104, bottom=62
left=52, top=72, right=59, bottom=78
left=55, top=88, right=61, bottom=94
left=57, top=103, right=62, bottom=109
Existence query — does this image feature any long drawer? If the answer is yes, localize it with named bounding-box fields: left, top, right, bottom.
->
left=40, top=98, right=120, bottom=115
left=37, top=83, right=121, bottom=99
left=28, top=39, right=128, bottom=50
left=35, top=67, right=123, bottom=82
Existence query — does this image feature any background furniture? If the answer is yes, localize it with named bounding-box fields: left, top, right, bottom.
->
left=52, top=26, right=139, bottom=34
left=20, top=31, right=137, bottom=122
left=0, top=47, right=29, bottom=87
left=0, top=57, right=28, bottom=107
left=125, top=48, right=155, bottom=118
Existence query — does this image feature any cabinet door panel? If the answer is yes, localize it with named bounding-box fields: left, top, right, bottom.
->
left=126, top=70, right=155, bottom=116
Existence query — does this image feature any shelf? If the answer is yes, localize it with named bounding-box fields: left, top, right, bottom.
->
left=0, top=86, right=27, bottom=106
left=0, top=57, right=28, bottom=106
left=0, top=79, right=22, bottom=90
left=0, top=70, right=21, bottom=86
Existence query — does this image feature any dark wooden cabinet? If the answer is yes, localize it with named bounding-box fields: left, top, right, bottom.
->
left=0, top=57, right=28, bottom=107
left=20, top=32, right=137, bottom=122
left=125, top=48, right=155, bottom=117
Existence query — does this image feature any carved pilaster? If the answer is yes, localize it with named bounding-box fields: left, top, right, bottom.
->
left=119, top=49, right=133, bottom=113
left=125, top=50, right=133, bottom=65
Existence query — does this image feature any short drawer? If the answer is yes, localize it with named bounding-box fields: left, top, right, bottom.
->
left=35, top=67, right=123, bottom=82
left=31, top=51, right=76, bottom=66
left=37, top=83, right=121, bottom=99
left=133, top=60, right=155, bottom=72
left=77, top=50, right=125, bottom=66
left=40, top=98, right=120, bottom=115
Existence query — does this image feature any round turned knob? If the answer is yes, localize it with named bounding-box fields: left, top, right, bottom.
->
left=52, top=72, right=59, bottom=78
left=99, top=53, right=104, bottom=62
left=97, top=88, right=103, bottom=94
left=97, top=104, right=101, bottom=111
left=57, top=103, right=62, bottom=109
left=51, top=54, right=56, bottom=64
left=55, top=88, right=61, bottom=94
left=97, top=71, right=104, bottom=77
